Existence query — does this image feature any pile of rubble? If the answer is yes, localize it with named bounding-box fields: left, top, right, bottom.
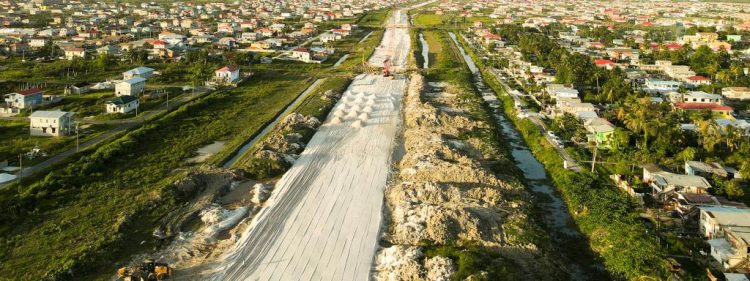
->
left=253, top=113, right=320, bottom=165
left=374, top=74, right=558, bottom=280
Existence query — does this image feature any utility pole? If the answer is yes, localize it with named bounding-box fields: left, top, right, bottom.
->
left=75, top=122, right=80, bottom=152
left=591, top=141, right=598, bottom=173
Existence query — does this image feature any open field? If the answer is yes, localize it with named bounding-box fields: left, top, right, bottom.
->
left=0, top=70, right=315, bottom=280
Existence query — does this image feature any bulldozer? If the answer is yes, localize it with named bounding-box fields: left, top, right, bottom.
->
left=117, top=259, right=173, bottom=281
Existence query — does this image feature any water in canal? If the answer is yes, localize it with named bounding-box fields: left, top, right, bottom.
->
left=448, top=32, right=606, bottom=280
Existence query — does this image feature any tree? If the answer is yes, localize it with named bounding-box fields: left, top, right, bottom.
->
left=696, top=120, right=722, bottom=153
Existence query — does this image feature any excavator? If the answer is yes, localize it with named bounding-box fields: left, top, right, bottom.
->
left=117, top=259, right=173, bottom=281
left=382, top=57, right=393, bottom=79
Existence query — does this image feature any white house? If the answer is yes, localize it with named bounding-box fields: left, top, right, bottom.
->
left=670, top=91, right=723, bottom=104
left=106, top=95, right=139, bottom=114
left=546, top=84, right=579, bottom=99
left=644, top=79, right=681, bottom=93
left=700, top=207, right=750, bottom=269
left=63, top=47, right=86, bottom=60
left=122, top=66, right=154, bottom=79
left=291, top=47, right=311, bottom=62
left=115, top=77, right=146, bottom=96
left=215, top=65, right=240, bottom=83
left=29, top=110, right=75, bottom=137
left=723, top=87, right=750, bottom=100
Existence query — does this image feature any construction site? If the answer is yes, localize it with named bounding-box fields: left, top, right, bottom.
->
left=113, top=2, right=570, bottom=281
left=160, top=7, right=415, bottom=281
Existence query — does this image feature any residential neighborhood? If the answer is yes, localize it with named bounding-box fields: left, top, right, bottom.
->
left=4, top=0, right=750, bottom=281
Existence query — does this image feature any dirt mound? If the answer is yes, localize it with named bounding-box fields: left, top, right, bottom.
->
left=375, top=73, right=557, bottom=280
left=373, top=246, right=424, bottom=281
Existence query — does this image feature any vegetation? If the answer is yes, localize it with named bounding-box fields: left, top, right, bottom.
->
left=454, top=25, right=671, bottom=279
left=0, top=71, right=313, bottom=280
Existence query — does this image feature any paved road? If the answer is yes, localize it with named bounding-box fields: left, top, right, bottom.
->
left=10, top=86, right=213, bottom=180
left=222, top=78, right=324, bottom=168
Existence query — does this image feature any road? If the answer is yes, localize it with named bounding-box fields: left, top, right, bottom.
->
left=208, top=9, right=411, bottom=281
left=222, top=78, right=324, bottom=168
left=9, top=86, right=213, bottom=180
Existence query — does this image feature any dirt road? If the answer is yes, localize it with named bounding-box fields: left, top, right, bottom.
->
left=208, top=9, right=411, bottom=281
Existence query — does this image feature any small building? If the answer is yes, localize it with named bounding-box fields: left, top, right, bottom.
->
left=673, top=103, right=734, bottom=119
left=584, top=117, right=616, bottom=149
left=106, top=95, right=139, bottom=114
left=644, top=79, right=681, bottom=93
left=291, top=47, right=311, bottom=62
left=686, top=75, right=711, bottom=87
left=115, top=77, right=146, bottom=97
left=643, top=165, right=712, bottom=202
left=670, top=91, right=723, bottom=104
left=722, top=87, right=750, bottom=101
left=700, top=207, right=750, bottom=269
left=63, top=47, right=86, bottom=60
left=66, top=82, right=90, bottom=95
left=29, top=110, right=75, bottom=137
left=123, top=66, right=155, bottom=80
left=685, top=161, right=729, bottom=178
left=215, top=65, right=240, bottom=83
left=4, top=88, right=44, bottom=109
left=546, top=84, right=579, bottom=99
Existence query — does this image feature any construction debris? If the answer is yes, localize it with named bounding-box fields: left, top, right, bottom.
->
left=375, top=73, right=558, bottom=280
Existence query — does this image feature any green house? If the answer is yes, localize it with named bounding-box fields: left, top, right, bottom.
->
left=584, top=117, right=616, bottom=149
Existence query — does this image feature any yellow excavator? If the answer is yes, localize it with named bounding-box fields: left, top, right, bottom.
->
left=117, top=259, right=173, bottom=281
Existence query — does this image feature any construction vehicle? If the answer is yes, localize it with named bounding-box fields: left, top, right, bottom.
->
left=117, top=259, right=173, bottom=281
left=382, top=57, right=392, bottom=79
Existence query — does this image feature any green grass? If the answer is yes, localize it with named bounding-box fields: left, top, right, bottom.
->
left=0, top=70, right=314, bottom=281
left=236, top=76, right=353, bottom=179
left=0, top=120, right=71, bottom=165
left=414, top=14, right=445, bottom=26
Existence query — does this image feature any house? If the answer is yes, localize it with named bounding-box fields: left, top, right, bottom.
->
left=66, top=82, right=90, bottom=95
left=215, top=65, right=240, bottom=83
left=594, top=59, right=615, bottom=70
left=291, top=47, right=311, bottom=62
left=123, top=66, right=155, bottom=79
left=686, top=75, right=711, bottom=87
left=29, top=110, right=75, bottom=137
left=643, top=165, right=712, bottom=202
left=644, top=79, right=681, bottom=93
left=722, top=87, right=750, bottom=101
left=63, top=47, right=86, bottom=60
left=584, top=117, right=616, bottom=148
left=685, top=161, right=729, bottom=178
left=106, top=95, right=139, bottom=114
left=674, top=103, right=734, bottom=118
left=546, top=84, right=579, bottom=99
left=4, top=88, right=44, bottom=109
left=700, top=207, right=750, bottom=269
left=671, top=91, right=723, bottom=104
left=115, top=77, right=146, bottom=96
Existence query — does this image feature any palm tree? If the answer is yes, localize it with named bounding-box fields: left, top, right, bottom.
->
left=724, top=125, right=742, bottom=152
left=696, top=120, right=722, bottom=153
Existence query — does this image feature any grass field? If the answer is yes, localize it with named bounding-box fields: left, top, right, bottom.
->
left=413, top=13, right=445, bottom=26
left=0, top=70, right=313, bottom=281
